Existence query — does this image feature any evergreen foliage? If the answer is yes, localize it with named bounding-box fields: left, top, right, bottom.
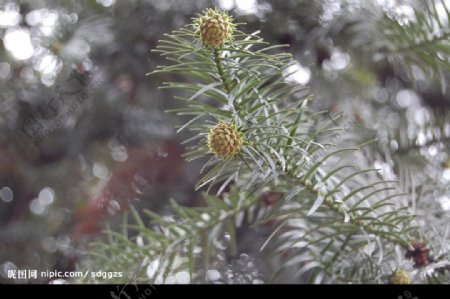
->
left=81, top=5, right=450, bottom=284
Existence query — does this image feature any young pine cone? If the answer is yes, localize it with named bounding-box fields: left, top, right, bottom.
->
left=389, top=269, right=411, bottom=284
left=195, top=8, right=235, bottom=47
left=207, top=122, right=243, bottom=158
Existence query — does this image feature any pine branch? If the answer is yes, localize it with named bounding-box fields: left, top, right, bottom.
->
left=379, top=0, right=450, bottom=88
left=213, top=48, right=232, bottom=94
left=392, top=31, right=450, bottom=52
left=82, top=8, right=427, bottom=284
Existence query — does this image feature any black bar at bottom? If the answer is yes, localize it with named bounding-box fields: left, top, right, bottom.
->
left=0, top=284, right=446, bottom=299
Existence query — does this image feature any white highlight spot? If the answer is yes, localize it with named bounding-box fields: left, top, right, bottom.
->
left=219, top=0, right=234, bottom=10
left=38, top=187, right=55, bottom=206
left=49, top=279, right=67, bottom=284
left=435, top=1, right=450, bottom=26
left=97, top=0, right=116, bottom=7
left=443, top=169, right=450, bottom=181
left=235, top=0, right=258, bottom=14
left=284, top=63, right=311, bottom=85
left=0, top=187, right=13, bottom=203
left=439, top=196, right=450, bottom=211
left=175, top=271, right=190, bottom=284
left=93, top=162, right=109, bottom=179
left=396, top=90, right=420, bottom=108
left=40, top=11, right=58, bottom=35
left=35, top=54, right=59, bottom=75
left=146, top=260, right=160, bottom=278
left=4, top=28, right=34, bottom=60
left=29, top=198, right=46, bottom=215
left=206, top=269, right=221, bottom=281
left=325, top=51, right=350, bottom=71
left=0, top=7, right=21, bottom=27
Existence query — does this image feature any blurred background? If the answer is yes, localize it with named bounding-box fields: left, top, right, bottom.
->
left=0, top=0, right=449, bottom=284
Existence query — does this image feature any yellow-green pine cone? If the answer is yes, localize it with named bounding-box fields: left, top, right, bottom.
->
left=207, top=122, right=243, bottom=158
left=195, top=8, right=235, bottom=47
left=389, top=269, right=412, bottom=284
